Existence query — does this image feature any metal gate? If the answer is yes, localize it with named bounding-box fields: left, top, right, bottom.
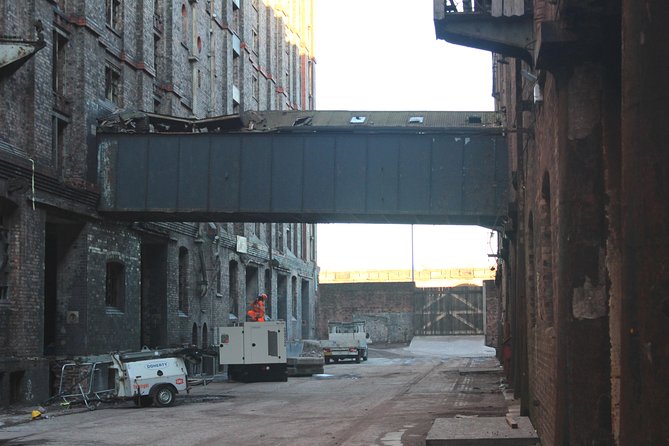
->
left=414, top=286, right=484, bottom=335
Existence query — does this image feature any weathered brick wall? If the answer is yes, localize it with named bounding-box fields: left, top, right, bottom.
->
left=84, top=225, right=142, bottom=354
left=483, top=280, right=499, bottom=349
left=0, top=0, right=317, bottom=407
left=494, top=7, right=617, bottom=444
left=616, top=2, right=669, bottom=442
left=55, top=224, right=142, bottom=356
left=0, top=198, right=49, bottom=407
left=0, top=201, right=46, bottom=358
left=317, top=282, right=416, bottom=343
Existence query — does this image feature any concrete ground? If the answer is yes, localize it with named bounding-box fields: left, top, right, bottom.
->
left=0, top=336, right=519, bottom=446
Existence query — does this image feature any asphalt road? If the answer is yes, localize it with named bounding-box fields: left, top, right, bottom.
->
left=0, top=337, right=509, bottom=446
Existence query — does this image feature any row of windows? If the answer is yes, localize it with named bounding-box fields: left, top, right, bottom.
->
left=0, top=233, right=309, bottom=328
left=106, top=255, right=309, bottom=320
left=52, top=2, right=310, bottom=120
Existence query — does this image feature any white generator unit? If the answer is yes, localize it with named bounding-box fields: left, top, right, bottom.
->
left=110, top=349, right=189, bottom=407
left=217, top=321, right=287, bottom=382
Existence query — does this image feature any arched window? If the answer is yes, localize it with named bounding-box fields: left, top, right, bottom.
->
left=202, top=323, right=208, bottom=348
left=539, top=172, right=554, bottom=325
left=191, top=322, right=198, bottom=346
left=181, top=4, right=188, bottom=45
left=527, top=212, right=537, bottom=327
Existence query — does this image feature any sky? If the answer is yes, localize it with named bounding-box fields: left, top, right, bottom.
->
left=312, top=0, right=497, bottom=272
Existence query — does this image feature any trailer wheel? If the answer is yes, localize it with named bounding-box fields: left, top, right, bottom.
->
left=153, top=385, right=176, bottom=407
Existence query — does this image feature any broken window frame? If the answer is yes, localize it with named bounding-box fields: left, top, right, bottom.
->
left=52, top=29, right=68, bottom=95
left=105, top=0, right=122, bottom=31
left=104, top=63, right=122, bottom=105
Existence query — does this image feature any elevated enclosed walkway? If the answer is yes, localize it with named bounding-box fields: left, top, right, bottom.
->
left=98, top=110, right=508, bottom=228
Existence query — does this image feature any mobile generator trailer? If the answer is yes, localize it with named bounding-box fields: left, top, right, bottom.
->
left=109, top=349, right=190, bottom=407
left=217, top=321, right=287, bottom=382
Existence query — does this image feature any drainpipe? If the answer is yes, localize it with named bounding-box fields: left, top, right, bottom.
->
left=269, top=224, right=274, bottom=318
left=514, top=58, right=530, bottom=415
left=209, top=7, right=215, bottom=116
left=191, top=1, right=197, bottom=116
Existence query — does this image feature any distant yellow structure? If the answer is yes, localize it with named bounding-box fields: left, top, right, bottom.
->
left=319, top=268, right=495, bottom=288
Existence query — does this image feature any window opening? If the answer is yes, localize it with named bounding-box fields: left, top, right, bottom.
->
left=52, top=31, right=68, bottom=96
left=105, top=261, right=125, bottom=310
left=539, top=172, right=554, bottom=325
left=0, top=222, right=8, bottom=301
left=178, top=247, right=189, bottom=314
left=106, top=0, right=121, bottom=30
left=181, top=4, right=188, bottom=45
left=276, top=224, right=284, bottom=253
left=52, top=115, right=68, bottom=176
left=192, top=323, right=198, bottom=346
left=229, top=260, right=239, bottom=318
left=104, top=64, right=121, bottom=105
left=291, top=276, right=297, bottom=319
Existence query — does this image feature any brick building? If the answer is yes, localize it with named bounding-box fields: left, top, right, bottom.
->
left=435, top=0, right=668, bottom=444
left=0, top=0, right=317, bottom=407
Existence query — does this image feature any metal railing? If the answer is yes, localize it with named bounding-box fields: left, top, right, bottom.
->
left=52, top=362, right=115, bottom=410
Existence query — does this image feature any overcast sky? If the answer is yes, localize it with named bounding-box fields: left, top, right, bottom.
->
left=312, top=0, right=496, bottom=271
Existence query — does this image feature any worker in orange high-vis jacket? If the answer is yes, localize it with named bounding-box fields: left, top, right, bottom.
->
left=246, top=293, right=267, bottom=322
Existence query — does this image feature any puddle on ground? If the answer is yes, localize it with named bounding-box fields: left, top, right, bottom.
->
left=312, top=373, right=360, bottom=380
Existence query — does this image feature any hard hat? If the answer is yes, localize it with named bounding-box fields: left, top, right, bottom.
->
left=31, top=410, right=42, bottom=419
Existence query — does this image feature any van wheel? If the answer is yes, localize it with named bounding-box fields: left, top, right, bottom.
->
left=153, top=385, right=176, bottom=407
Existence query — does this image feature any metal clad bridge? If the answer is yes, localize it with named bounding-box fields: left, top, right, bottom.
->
left=98, top=111, right=507, bottom=227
